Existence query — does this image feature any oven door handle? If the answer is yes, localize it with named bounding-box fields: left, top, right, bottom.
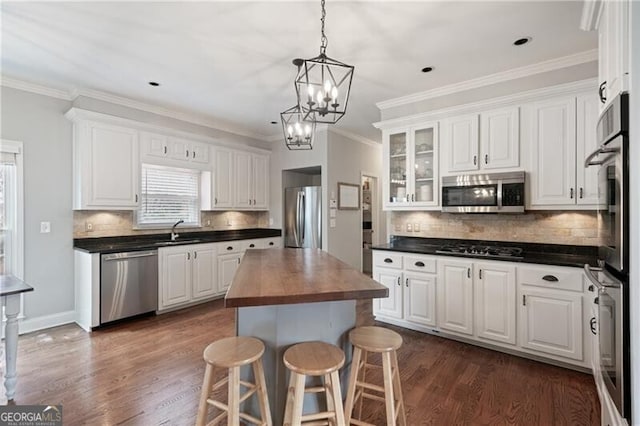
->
left=584, top=144, right=619, bottom=168
left=583, top=264, right=607, bottom=292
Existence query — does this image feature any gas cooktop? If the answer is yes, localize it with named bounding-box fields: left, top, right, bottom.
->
left=435, top=244, right=524, bottom=260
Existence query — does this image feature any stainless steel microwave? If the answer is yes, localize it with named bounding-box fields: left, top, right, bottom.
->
left=441, top=171, right=525, bottom=213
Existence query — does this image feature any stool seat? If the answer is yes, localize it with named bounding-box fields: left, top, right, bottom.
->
left=283, top=341, right=345, bottom=375
left=203, top=336, right=265, bottom=368
left=349, top=326, right=402, bottom=352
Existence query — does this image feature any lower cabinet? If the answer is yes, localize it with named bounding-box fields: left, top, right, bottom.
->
left=159, top=243, right=218, bottom=311
left=372, top=249, right=590, bottom=368
left=217, top=253, right=242, bottom=293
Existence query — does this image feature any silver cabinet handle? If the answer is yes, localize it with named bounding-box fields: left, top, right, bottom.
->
left=411, top=193, right=415, bottom=202
left=135, top=194, right=138, bottom=203
left=522, top=295, right=526, bottom=306
left=397, top=276, right=401, bottom=286
left=187, top=252, right=190, bottom=260
left=473, top=155, right=477, bottom=166
left=163, top=146, right=167, bottom=154
left=103, top=251, right=156, bottom=261
left=192, top=150, right=195, bottom=159
left=467, top=268, right=471, bottom=278
left=405, top=278, right=409, bottom=287
left=214, top=197, right=217, bottom=205
left=570, top=188, right=574, bottom=199
left=194, top=251, right=197, bottom=259
left=484, top=154, right=488, bottom=164
left=579, top=187, right=584, bottom=199
left=479, top=269, right=482, bottom=279
left=186, top=149, right=190, bottom=158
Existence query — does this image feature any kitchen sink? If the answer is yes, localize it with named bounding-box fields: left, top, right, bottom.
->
left=153, top=239, right=204, bottom=246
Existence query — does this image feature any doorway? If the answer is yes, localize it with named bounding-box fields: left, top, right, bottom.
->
left=361, top=174, right=377, bottom=276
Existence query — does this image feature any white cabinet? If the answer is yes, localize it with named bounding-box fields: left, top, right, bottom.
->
left=475, top=262, right=516, bottom=345
left=518, top=264, right=584, bottom=361
left=218, top=253, right=242, bottom=293
left=404, top=273, right=437, bottom=327
left=72, top=120, right=140, bottom=210
left=158, top=243, right=218, bottom=311
left=437, top=258, right=474, bottom=335
left=383, top=123, right=439, bottom=209
left=213, top=147, right=234, bottom=208
left=213, top=149, right=269, bottom=211
left=373, top=268, right=403, bottom=319
left=597, top=0, right=629, bottom=112
left=140, top=132, right=210, bottom=165
left=525, top=94, right=599, bottom=208
left=441, top=107, right=519, bottom=175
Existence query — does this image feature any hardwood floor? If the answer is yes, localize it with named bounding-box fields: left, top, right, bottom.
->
left=2, top=299, right=599, bottom=425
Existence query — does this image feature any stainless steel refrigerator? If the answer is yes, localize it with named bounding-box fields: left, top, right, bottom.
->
left=284, top=186, right=322, bottom=248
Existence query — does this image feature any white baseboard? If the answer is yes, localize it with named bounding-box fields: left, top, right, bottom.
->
left=17, top=311, right=76, bottom=335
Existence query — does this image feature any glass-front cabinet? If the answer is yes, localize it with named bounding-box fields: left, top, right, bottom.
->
left=383, top=122, right=439, bottom=210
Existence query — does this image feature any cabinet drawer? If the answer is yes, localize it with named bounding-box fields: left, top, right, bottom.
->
left=218, top=241, right=248, bottom=254
left=373, top=251, right=403, bottom=269
left=244, top=239, right=262, bottom=250
left=261, top=237, right=281, bottom=249
left=517, top=264, right=583, bottom=292
left=404, top=255, right=437, bottom=273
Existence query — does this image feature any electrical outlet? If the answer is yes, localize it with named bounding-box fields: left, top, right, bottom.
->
left=205, top=219, right=211, bottom=227
left=330, top=219, right=336, bottom=228
left=414, top=223, right=420, bottom=232
left=269, top=217, right=274, bottom=226
left=40, top=221, right=51, bottom=233
left=85, top=221, right=93, bottom=232
left=406, top=223, right=412, bottom=232
left=394, top=224, right=401, bottom=232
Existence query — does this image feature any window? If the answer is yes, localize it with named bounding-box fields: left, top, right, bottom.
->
left=0, top=140, right=23, bottom=278
left=136, top=164, right=201, bottom=228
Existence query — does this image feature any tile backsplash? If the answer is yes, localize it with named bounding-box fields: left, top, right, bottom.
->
left=390, top=211, right=600, bottom=246
left=74, top=210, right=270, bottom=238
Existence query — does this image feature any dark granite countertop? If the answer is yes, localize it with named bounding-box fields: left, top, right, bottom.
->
left=372, top=236, right=598, bottom=268
left=74, top=228, right=282, bottom=254
left=0, top=275, right=34, bottom=297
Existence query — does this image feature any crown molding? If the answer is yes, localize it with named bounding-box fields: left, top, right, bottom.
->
left=71, top=87, right=269, bottom=141
left=580, top=0, right=603, bottom=31
left=376, top=49, right=598, bottom=110
left=373, top=78, right=597, bottom=130
left=328, top=127, right=381, bottom=148
left=0, top=75, right=72, bottom=101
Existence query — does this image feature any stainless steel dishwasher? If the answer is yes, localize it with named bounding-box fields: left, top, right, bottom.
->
left=101, top=250, right=158, bottom=324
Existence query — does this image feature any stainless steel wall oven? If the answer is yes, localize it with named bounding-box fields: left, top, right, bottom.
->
left=584, top=92, right=630, bottom=422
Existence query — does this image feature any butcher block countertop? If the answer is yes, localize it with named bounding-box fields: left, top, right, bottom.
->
left=225, top=248, right=388, bottom=308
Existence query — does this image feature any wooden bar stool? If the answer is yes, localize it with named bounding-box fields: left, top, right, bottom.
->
left=196, top=336, right=272, bottom=426
left=282, top=341, right=346, bottom=426
left=344, top=326, right=406, bottom=426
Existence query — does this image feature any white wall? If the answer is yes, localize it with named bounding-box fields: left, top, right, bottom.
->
left=327, top=131, right=383, bottom=270
left=629, top=0, right=639, bottom=420
left=0, top=87, right=75, bottom=320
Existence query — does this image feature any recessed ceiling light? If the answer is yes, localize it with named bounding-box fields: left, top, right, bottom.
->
left=270, top=121, right=277, bottom=125
left=513, top=37, right=532, bottom=46
left=148, top=81, right=160, bottom=87
left=421, top=66, right=433, bottom=73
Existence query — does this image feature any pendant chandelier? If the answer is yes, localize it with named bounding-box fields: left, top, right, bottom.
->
left=294, top=0, right=354, bottom=124
left=281, top=104, right=316, bottom=150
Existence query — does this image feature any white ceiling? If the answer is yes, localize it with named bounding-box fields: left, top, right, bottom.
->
left=1, top=1, right=597, bottom=142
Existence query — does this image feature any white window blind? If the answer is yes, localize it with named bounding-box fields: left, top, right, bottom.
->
left=136, top=164, right=201, bottom=228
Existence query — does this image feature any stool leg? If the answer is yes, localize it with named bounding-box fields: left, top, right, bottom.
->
left=324, top=374, right=335, bottom=425
left=344, top=346, right=362, bottom=424
left=196, top=363, right=215, bottom=426
left=382, top=352, right=396, bottom=426
left=283, top=371, right=306, bottom=426
left=357, top=350, right=368, bottom=420
left=391, top=351, right=406, bottom=426
left=228, top=366, right=241, bottom=426
left=252, top=359, right=272, bottom=426
left=329, top=370, right=346, bottom=426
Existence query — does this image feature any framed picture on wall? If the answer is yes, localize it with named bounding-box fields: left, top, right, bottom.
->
left=338, top=182, right=360, bottom=210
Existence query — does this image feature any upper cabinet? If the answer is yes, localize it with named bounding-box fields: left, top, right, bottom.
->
left=71, top=119, right=140, bottom=210
left=140, top=132, right=210, bottom=169
left=211, top=149, right=269, bottom=211
left=383, top=122, right=439, bottom=210
left=524, top=94, right=599, bottom=208
left=596, top=0, right=629, bottom=111
left=441, top=107, right=519, bottom=175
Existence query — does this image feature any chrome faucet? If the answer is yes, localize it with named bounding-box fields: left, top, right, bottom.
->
left=171, top=219, right=184, bottom=241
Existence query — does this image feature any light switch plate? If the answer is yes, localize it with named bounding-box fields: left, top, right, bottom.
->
left=330, top=219, right=337, bottom=228
left=330, top=208, right=337, bottom=218
left=406, top=223, right=412, bottom=232
left=40, top=221, right=51, bottom=233
left=394, top=224, right=401, bottom=232
left=414, top=223, right=420, bottom=232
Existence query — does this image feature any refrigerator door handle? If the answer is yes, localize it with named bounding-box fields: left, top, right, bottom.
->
left=296, top=191, right=304, bottom=246
left=300, top=192, right=306, bottom=243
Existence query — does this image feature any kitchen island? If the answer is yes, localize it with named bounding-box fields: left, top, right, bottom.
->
left=225, top=248, right=388, bottom=424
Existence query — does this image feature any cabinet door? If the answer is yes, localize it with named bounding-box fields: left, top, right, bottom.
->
left=411, top=124, right=439, bottom=206
left=576, top=94, right=600, bottom=205
left=525, top=97, right=577, bottom=206
left=373, top=268, right=403, bottom=319
left=159, top=248, right=191, bottom=309
left=475, top=262, right=516, bottom=345
left=192, top=244, right=217, bottom=300
left=217, top=253, right=241, bottom=293
left=213, top=148, right=234, bottom=208
left=190, top=141, right=210, bottom=164
left=383, top=130, right=410, bottom=208
left=520, top=288, right=583, bottom=360
left=86, top=122, right=139, bottom=208
left=169, top=138, right=190, bottom=161
left=404, top=273, right=436, bottom=327
left=442, top=114, right=479, bottom=174
left=235, top=151, right=252, bottom=208
left=437, top=259, right=474, bottom=335
left=141, top=132, right=168, bottom=158
left=601, top=0, right=628, bottom=105
left=480, top=107, right=519, bottom=170
left=252, top=154, right=269, bottom=209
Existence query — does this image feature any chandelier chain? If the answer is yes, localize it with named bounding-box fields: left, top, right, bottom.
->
left=320, top=0, right=328, bottom=54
